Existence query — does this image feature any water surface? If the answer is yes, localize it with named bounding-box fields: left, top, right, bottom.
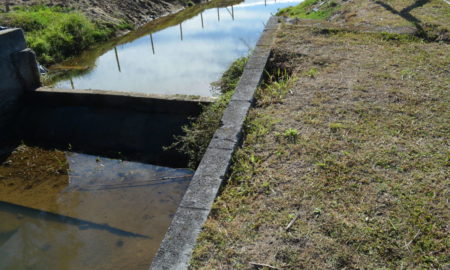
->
left=0, top=153, right=192, bottom=270
left=52, top=0, right=299, bottom=96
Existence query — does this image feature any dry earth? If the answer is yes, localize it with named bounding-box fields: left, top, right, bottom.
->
left=191, top=1, right=449, bottom=269
left=4, top=0, right=201, bottom=26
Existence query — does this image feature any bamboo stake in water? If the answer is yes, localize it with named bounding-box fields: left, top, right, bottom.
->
left=200, top=12, right=204, bottom=28
left=180, top=23, right=183, bottom=41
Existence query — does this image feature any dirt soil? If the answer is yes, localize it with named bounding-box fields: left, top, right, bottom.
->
left=0, top=145, right=68, bottom=210
left=5, top=0, right=202, bottom=27
left=191, top=1, right=449, bottom=269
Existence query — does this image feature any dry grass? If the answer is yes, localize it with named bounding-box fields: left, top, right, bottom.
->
left=333, top=0, right=449, bottom=41
left=191, top=21, right=449, bottom=269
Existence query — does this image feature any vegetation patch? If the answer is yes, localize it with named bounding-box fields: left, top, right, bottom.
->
left=277, top=0, right=340, bottom=20
left=167, top=57, right=248, bottom=169
left=0, top=5, right=131, bottom=65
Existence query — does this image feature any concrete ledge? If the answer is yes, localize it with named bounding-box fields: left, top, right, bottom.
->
left=150, top=16, right=280, bottom=270
left=28, top=87, right=214, bottom=115
left=0, top=28, right=26, bottom=58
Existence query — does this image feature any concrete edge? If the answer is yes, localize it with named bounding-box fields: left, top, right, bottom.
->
left=28, top=87, right=215, bottom=115
left=149, top=16, right=281, bottom=270
left=35, top=87, right=216, bottom=103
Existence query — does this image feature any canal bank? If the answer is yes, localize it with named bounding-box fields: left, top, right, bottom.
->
left=191, top=0, right=450, bottom=268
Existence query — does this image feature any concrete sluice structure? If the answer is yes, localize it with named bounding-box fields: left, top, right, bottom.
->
left=0, top=28, right=212, bottom=269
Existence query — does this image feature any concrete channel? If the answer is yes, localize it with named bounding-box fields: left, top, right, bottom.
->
left=0, top=15, right=280, bottom=269
left=150, top=16, right=280, bottom=270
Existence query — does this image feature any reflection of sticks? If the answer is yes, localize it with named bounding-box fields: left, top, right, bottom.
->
left=180, top=23, right=183, bottom=41
left=225, top=7, right=234, bottom=20
left=74, top=174, right=193, bottom=191
left=150, top=33, right=155, bottom=55
left=232, top=5, right=234, bottom=20
left=114, top=47, right=121, bottom=72
left=200, top=12, right=204, bottom=28
left=0, top=201, right=150, bottom=239
left=239, top=37, right=252, bottom=52
left=70, top=78, right=75, bottom=89
left=217, top=8, right=220, bottom=21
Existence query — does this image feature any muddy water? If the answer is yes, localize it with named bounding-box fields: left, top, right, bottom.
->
left=51, top=0, right=300, bottom=96
left=0, top=152, right=192, bottom=270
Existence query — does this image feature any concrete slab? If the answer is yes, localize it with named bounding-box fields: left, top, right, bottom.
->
left=31, top=87, right=213, bottom=115
left=256, top=28, right=278, bottom=46
left=245, top=46, right=272, bottom=70
left=221, top=100, right=251, bottom=127
left=231, top=68, right=265, bottom=102
left=207, top=137, right=238, bottom=150
left=11, top=49, right=41, bottom=91
left=0, top=28, right=26, bottom=58
left=149, top=207, right=210, bottom=270
left=265, top=16, right=281, bottom=30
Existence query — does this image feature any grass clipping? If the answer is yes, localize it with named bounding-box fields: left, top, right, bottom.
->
left=167, top=57, right=248, bottom=169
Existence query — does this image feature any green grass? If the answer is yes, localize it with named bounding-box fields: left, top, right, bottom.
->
left=277, top=0, right=339, bottom=20
left=0, top=6, right=131, bottom=65
left=167, top=57, right=248, bottom=169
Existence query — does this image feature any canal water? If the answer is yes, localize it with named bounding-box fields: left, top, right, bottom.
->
left=51, top=0, right=299, bottom=96
left=0, top=152, right=192, bottom=270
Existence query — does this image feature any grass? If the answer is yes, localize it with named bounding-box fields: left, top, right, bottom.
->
left=277, top=0, right=340, bottom=20
left=0, top=5, right=131, bottom=65
left=191, top=20, right=449, bottom=269
left=167, top=57, right=248, bottom=169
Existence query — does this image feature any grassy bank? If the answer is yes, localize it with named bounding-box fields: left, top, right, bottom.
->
left=0, top=6, right=131, bottom=65
left=169, top=57, right=248, bottom=169
left=277, top=0, right=340, bottom=19
left=191, top=0, right=449, bottom=269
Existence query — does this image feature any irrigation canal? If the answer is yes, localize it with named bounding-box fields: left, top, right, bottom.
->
left=0, top=0, right=299, bottom=269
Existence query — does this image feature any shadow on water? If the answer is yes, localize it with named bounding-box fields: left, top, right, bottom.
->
left=0, top=201, right=150, bottom=239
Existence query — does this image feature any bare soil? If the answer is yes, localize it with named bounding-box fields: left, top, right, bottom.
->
left=4, top=0, right=201, bottom=27
left=191, top=1, right=449, bottom=268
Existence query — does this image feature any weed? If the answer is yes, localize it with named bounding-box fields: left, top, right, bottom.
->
left=167, top=57, right=248, bottom=169
left=304, top=67, right=318, bottom=78
left=284, top=128, right=299, bottom=144
left=256, top=70, right=297, bottom=107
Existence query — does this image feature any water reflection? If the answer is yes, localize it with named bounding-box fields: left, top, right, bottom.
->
left=51, top=0, right=299, bottom=96
left=0, top=152, right=192, bottom=270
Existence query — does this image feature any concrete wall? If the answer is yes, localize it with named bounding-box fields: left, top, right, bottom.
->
left=0, top=28, right=40, bottom=145
left=17, top=88, right=213, bottom=167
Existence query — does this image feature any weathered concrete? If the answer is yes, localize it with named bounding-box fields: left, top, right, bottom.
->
left=150, top=16, right=280, bottom=270
left=29, top=87, right=214, bottom=115
left=0, top=28, right=40, bottom=145
left=17, top=88, right=213, bottom=167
